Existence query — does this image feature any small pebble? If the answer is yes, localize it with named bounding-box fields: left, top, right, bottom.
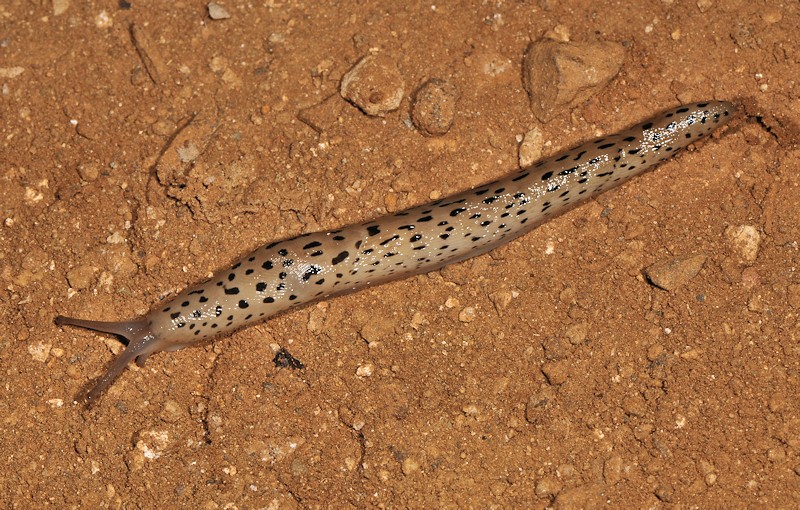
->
left=603, top=455, right=623, bottom=485
left=644, top=254, right=706, bottom=291
left=654, top=485, right=674, bottom=503
left=490, top=480, right=509, bottom=496
left=696, top=0, right=714, bottom=12
left=541, top=360, right=570, bottom=385
left=159, top=400, right=184, bottom=423
left=647, top=344, right=665, bottom=361
left=401, top=457, right=420, bottom=475
left=552, top=483, right=604, bottom=509
left=488, top=288, right=517, bottom=313
left=525, top=386, right=556, bottom=424
left=622, top=393, right=648, bottom=417
left=207, top=2, right=231, bottom=20
left=541, top=336, right=568, bottom=360
left=47, top=398, right=64, bottom=409
left=564, top=322, right=587, bottom=345
left=356, top=363, right=374, bottom=377
left=0, top=67, right=25, bottom=79
left=340, top=54, right=405, bottom=117
left=535, top=476, right=562, bottom=497
left=767, top=446, right=786, bottom=462
left=741, top=267, right=761, bottom=289
left=458, top=306, right=476, bottom=323
left=762, top=8, right=782, bottom=23
left=411, top=79, right=457, bottom=136
left=52, top=0, right=70, bottom=16
left=66, top=264, right=96, bottom=290
left=132, top=429, right=172, bottom=460
left=725, top=224, right=761, bottom=262
left=77, top=163, right=100, bottom=181
left=28, top=342, right=52, bottom=362
left=519, top=127, right=544, bottom=167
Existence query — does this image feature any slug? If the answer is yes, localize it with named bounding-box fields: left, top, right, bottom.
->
left=56, top=101, right=733, bottom=402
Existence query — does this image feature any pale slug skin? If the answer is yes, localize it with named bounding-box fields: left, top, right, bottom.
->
left=56, top=101, right=733, bottom=402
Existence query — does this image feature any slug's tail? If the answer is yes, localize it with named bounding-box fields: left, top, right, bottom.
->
left=54, top=315, right=162, bottom=404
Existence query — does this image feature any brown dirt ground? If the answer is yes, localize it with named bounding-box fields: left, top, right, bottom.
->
left=1, top=0, right=799, bottom=508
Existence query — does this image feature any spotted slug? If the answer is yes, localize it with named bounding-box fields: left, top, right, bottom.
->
left=56, top=101, right=733, bottom=402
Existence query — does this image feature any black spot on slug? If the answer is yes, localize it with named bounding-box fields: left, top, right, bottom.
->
left=302, top=266, right=322, bottom=281
left=332, top=251, right=349, bottom=264
left=380, top=235, right=400, bottom=246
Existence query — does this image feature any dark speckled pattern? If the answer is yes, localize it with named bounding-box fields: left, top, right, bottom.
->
left=55, top=101, right=733, bottom=401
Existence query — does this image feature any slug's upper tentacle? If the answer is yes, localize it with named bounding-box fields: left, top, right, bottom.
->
left=55, top=100, right=734, bottom=401
left=54, top=316, right=168, bottom=402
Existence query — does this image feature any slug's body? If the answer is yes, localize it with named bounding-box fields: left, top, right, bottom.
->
left=56, top=101, right=733, bottom=401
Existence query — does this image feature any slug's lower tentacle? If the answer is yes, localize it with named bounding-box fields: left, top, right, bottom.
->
left=56, top=100, right=734, bottom=401
left=55, top=316, right=168, bottom=402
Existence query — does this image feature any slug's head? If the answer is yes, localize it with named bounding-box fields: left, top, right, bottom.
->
left=54, top=315, right=172, bottom=404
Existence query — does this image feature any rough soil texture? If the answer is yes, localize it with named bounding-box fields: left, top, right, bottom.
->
left=1, top=1, right=799, bottom=508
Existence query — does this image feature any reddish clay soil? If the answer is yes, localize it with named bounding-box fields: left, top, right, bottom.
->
left=1, top=0, right=798, bottom=508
